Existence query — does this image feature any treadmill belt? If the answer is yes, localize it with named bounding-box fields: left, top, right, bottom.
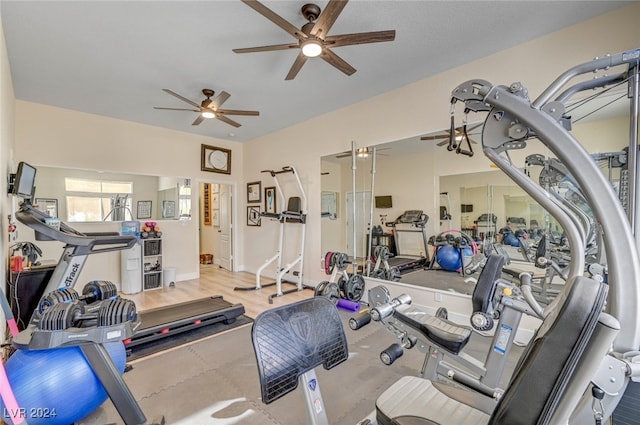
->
left=139, top=296, right=232, bottom=329
left=125, top=296, right=247, bottom=357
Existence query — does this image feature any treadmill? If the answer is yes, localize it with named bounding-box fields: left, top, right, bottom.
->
left=14, top=163, right=245, bottom=353
left=384, top=210, right=430, bottom=274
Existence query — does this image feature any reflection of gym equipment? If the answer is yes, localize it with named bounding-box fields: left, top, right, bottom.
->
left=235, top=166, right=312, bottom=303
left=368, top=255, right=546, bottom=398
left=104, top=193, right=133, bottom=221
left=428, top=230, right=480, bottom=275
left=252, top=297, right=348, bottom=425
left=368, top=245, right=401, bottom=281
left=384, top=210, right=430, bottom=274
left=473, top=213, right=497, bottom=241
left=315, top=251, right=366, bottom=302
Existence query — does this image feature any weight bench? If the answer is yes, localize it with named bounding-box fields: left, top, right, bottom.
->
left=251, top=297, right=349, bottom=425
left=374, top=276, right=616, bottom=425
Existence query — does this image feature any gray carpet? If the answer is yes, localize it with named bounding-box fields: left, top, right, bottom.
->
left=77, top=309, right=522, bottom=425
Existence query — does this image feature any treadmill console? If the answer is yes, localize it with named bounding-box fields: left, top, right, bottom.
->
left=390, top=210, right=428, bottom=226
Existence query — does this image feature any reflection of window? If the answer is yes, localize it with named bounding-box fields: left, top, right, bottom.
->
left=179, top=185, right=191, bottom=218
left=65, top=178, right=133, bottom=222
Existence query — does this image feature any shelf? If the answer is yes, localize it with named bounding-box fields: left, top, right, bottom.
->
left=142, top=238, right=162, bottom=291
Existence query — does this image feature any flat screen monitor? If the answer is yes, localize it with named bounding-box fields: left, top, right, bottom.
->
left=375, top=195, right=393, bottom=209
left=13, top=162, right=37, bottom=201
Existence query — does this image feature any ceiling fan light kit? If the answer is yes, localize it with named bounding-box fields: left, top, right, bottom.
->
left=301, top=39, right=322, bottom=57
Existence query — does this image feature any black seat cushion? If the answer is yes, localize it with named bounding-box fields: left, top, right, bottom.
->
left=251, top=297, right=348, bottom=404
left=489, top=276, right=607, bottom=424
left=471, top=254, right=505, bottom=313
left=393, top=305, right=471, bottom=354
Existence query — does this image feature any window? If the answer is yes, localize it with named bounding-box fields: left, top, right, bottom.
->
left=65, top=178, right=133, bottom=222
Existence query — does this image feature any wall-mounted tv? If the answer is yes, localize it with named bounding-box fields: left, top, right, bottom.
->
left=461, top=204, right=474, bottom=213
left=13, top=162, right=37, bottom=201
left=375, top=195, right=393, bottom=209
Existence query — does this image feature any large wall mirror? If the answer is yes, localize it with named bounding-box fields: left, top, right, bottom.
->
left=31, top=166, right=192, bottom=222
left=320, top=86, right=630, bottom=298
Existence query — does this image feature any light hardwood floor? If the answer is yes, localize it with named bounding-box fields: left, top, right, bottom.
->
left=120, top=264, right=314, bottom=318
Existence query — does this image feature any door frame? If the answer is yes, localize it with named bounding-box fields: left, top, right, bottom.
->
left=197, top=179, right=237, bottom=273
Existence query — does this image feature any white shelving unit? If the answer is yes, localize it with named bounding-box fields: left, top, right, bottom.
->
left=142, top=238, right=163, bottom=291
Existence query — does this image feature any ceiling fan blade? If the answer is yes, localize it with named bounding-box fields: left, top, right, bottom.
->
left=436, top=140, right=449, bottom=146
left=233, top=43, right=299, bottom=54
left=420, top=134, right=448, bottom=141
left=285, top=52, right=309, bottom=80
left=241, top=0, right=306, bottom=40
left=212, top=91, right=231, bottom=109
left=154, top=107, right=200, bottom=112
left=321, top=49, right=356, bottom=76
left=325, top=30, right=396, bottom=48
left=310, top=0, right=348, bottom=39
left=162, top=89, right=200, bottom=108
left=217, top=109, right=260, bottom=116
left=192, top=115, right=205, bottom=126
left=216, top=114, right=242, bottom=128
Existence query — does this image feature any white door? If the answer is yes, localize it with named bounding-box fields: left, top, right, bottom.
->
left=346, top=191, right=371, bottom=259
left=218, top=184, right=233, bottom=271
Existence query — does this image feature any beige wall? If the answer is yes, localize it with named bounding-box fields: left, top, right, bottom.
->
left=0, top=4, right=638, bottom=321
left=1, top=19, right=15, bottom=335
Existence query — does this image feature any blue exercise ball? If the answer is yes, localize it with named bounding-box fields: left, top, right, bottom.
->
left=437, top=246, right=473, bottom=272
left=0, top=341, right=126, bottom=425
left=504, top=233, right=520, bottom=247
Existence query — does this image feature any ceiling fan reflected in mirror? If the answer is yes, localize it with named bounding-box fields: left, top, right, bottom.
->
left=335, top=146, right=390, bottom=159
left=420, top=122, right=483, bottom=147
left=233, top=0, right=396, bottom=80
left=154, top=88, right=259, bottom=128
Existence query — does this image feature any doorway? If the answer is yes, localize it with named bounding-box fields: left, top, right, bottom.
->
left=199, top=182, right=234, bottom=272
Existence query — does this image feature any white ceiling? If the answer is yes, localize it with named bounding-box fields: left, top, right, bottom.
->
left=0, top=1, right=629, bottom=143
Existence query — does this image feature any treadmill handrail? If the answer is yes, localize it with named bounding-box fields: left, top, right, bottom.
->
left=16, top=204, right=136, bottom=254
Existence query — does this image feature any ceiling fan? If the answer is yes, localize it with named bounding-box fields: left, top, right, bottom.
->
left=420, top=122, right=483, bottom=147
left=233, top=0, right=396, bottom=80
left=154, top=89, right=259, bottom=128
left=335, top=146, right=390, bottom=158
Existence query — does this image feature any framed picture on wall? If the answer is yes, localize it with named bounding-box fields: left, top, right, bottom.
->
left=211, top=210, right=220, bottom=227
left=247, top=181, right=262, bottom=203
left=247, top=206, right=261, bottom=226
left=136, top=200, right=152, bottom=219
left=264, top=186, right=277, bottom=214
left=162, top=200, right=176, bottom=219
left=201, top=144, right=232, bottom=174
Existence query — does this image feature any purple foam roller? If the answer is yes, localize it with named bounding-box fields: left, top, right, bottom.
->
left=337, top=298, right=360, bottom=312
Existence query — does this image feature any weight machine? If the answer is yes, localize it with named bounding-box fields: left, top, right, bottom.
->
left=364, top=255, right=544, bottom=399
left=368, top=48, right=640, bottom=425
left=234, top=166, right=312, bottom=303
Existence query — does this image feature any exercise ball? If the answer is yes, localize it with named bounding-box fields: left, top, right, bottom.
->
left=0, top=341, right=126, bottom=425
left=504, top=233, right=520, bottom=247
left=437, top=246, right=473, bottom=272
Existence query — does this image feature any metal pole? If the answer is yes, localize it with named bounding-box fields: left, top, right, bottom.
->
left=366, top=148, right=377, bottom=276
left=630, top=65, right=639, bottom=237
left=351, top=141, right=357, bottom=275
